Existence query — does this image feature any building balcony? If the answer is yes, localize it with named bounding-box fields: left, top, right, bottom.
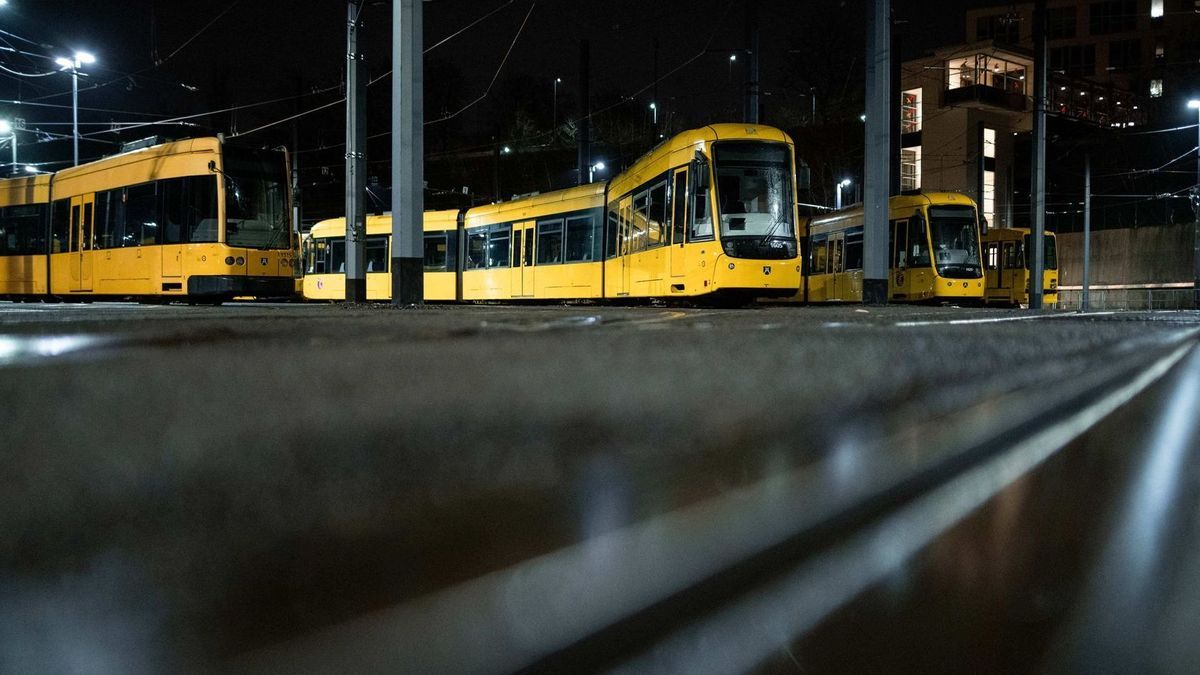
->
left=943, top=84, right=1028, bottom=112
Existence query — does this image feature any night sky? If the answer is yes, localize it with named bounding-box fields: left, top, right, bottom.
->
left=0, top=0, right=998, bottom=214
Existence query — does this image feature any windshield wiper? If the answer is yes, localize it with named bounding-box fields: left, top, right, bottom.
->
left=258, top=218, right=289, bottom=250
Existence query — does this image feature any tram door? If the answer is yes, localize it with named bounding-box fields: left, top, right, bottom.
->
left=1000, top=241, right=1017, bottom=292
left=889, top=219, right=907, bottom=299
left=669, top=169, right=688, bottom=279
left=511, top=223, right=534, bottom=297
left=70, top=194, right=94, bottom=292
left=620, top=201, right=633, bottom=295
left=828, top=233, right=844, bottom=299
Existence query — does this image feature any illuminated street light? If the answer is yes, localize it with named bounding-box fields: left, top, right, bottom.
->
left=589, top=160, right=606, bottom=183
left=1190, top=100, right=1200, bottom=307
left=56, top=50, right=97, bottom=167
left=552, top=77, right=562, bottom=130
left=24, top=165, right=39, bottom=174
left=649, top=101, right=657, bottom=125
left=836, top=178, right=852, bottom=209
left=501, top=145, right=512, bottom=155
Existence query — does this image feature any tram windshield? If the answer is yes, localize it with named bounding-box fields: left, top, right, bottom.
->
left=224, top=147, right=290, bottom=249
left=928, top=205, right=982, bottom=279
left=1023, top=233, right=1058, bottom=270
left=713, top=142, right=797, bottom=259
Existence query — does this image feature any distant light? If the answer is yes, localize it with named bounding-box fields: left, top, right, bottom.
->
left=729, top=54, right=737, bottom=62
left=593, top=161, right=606, bottom=171
left=555, top=77, right=562, bottom=83
left=24, top=165, right=38, bottom=174
left=840, top=178, right=852, bottom=187
left=1127, top=122, right=1136, bottom=128
left=1079, top=91, right=1087, bottom=96
left=859, top=114, right=866, bottom=122
left=54, top=57, right=72, bottom=68
left=1060, top=86, right=1067, bottom=91
left=0, top=120, right=10, bottom=135
left=649, top=102, right=656, bottom=109
left=1133, top=105, right=1138, bottom=110
left=501, top=145, right=512, bottom=154
left=1189, top=100, right=1200, bottom=109
left=1098, top=96, right=1105, bottom=101
left=1019, top=75, right=1025, bottom=80
left=74, top=51, right=96, bottom=65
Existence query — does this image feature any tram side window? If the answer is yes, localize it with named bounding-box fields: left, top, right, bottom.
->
left=95, top=189, right=124, bottom=250
left=565, top=215, right=598, bottom=262
left=160, top=176, right=219, bottom=245
left=487, top=226, right=510, bottom=268
left=845, top=232, right=863, bottom=271
left=647, top=182, right=667, bottom=248
left=812, top=237, right=828, bottom=274
left=537, top=219, right=564, bottom=264
left=424, top=232, right=448, bottom=271
left=466, top=228, right=487, bottom=269
left=606, top=207, right=619, bottom=258
left=51, top=199, right=70, bottom=253
left=691, top=178, right=713, bottom=241
left=986, top=242, right=1000, bottom=269
left=908, top=216, right=930, bottom=268
left=672, top=172, right=688, bottom=244
left=891, top=220, right=906, bottom=268
left=365, top=235, right=388, bottom=272
left=124, top=183, right=160, bottom=246
left=630, top=191, right=649, bottom=254
left=0, top=205, right=48, bottom=255
left=329, top=238, right=347, bottom=272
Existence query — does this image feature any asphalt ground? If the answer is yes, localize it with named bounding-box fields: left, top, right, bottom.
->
left=1, top=302, right=1198, bottom=673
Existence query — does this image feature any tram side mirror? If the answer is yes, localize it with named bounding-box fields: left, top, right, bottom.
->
left=208, top=160, right=217, bottom=173
left=692, top=151, right=710, bottom=191
left=979, top=215, right=989, bottom=236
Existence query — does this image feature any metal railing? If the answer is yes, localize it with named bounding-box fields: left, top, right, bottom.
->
left=1057, top=287, right=1197, bottom=311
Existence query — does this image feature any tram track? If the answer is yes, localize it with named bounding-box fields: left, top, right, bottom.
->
left=234, top=325, right=1200, bottom=674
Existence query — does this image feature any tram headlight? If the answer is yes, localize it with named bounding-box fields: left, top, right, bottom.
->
left=235, top=257, right=245, bottom=266
left=225, top=256, right=235, bottom=265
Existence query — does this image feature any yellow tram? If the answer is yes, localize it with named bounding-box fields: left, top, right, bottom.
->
left=0, top=136, right=297, bottom=303
left=801, top=192, right=985, bottom=304
left=302, top=124, right=802, bottom=303
left=982, top=227, right=1058, bottom=307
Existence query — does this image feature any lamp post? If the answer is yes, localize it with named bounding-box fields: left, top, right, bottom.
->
left=0, top=120, right=14, bottom=175
left=835, top=178, right=852, bottom=209
left=55, top=50, right=95, bottom=167
left=589, top=160, right=605, bottom=183
left=1189, top=99, right=1200, bottom=309
left=552, top=77, right=562, bottom=130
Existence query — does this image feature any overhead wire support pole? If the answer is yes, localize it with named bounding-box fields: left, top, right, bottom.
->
left=1029, top=0, right=1047, bottom=309
left=392, top=0, right=425, bottom=305
left=1193, top=101, right=1200, bottom=310
left=344, top=0, right=367, bottom=304
left=743, top=0, right=760, bottom=125
left=1083, top=153, right=1091, bottom=312
left=577, top=39, right=590, bottom=186
left=862, top=0, right=890, bottom=305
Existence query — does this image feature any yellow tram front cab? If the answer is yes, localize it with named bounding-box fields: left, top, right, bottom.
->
left=47, top=137, right=296, bottom=301
left=982, top=227, right=1058, bottom=307
left=605, top=123, right=802, bottom=302
left=803, top=192, right=985, bottom=304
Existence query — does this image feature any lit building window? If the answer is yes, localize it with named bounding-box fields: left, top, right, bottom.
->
left=1155, top=41, right=1165, bottom=60
left=901, top=88, right=922, bottom=134
left=945, top=53, right=1027, bottom=94
left=1150, top=79, right=1164, bottom=98
left=901, top=146, right=921, bottom=191
left=1151, top=0, right=1164, bottom=18
left=982, top=128, right=995, bottom=227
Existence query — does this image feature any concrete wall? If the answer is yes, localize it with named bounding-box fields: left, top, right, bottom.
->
left=1058, top=222, right=1196, bottom=286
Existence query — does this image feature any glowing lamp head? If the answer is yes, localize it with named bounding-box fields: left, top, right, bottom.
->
left=840, top=178, right=852, bottom=188
left=1188, top=100, right=1200, bottom=110
left=55, top=57, right=73, bottom=69
left=593, top=161, right=606, bottom=171
left=75, top=51, right=96, bottom=65
left=0, top=120, right=10, bottom=135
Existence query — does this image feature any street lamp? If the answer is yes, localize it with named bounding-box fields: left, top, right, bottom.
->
left=552, top=77, right=562, bottom=130
left=590, top=160, right=606, bottom=183
left=0, top=119, right=14, bottom=174
left=1189, top=100, right=1200, bottom=307
left=836, top=178, right=852, bottom=209
left=55, top=50, right=96, bottom=167
left=649, top=101, right=657, bottom=125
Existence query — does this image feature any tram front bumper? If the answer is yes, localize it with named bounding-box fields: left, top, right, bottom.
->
left=187, top=275, right=296, bottom=299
